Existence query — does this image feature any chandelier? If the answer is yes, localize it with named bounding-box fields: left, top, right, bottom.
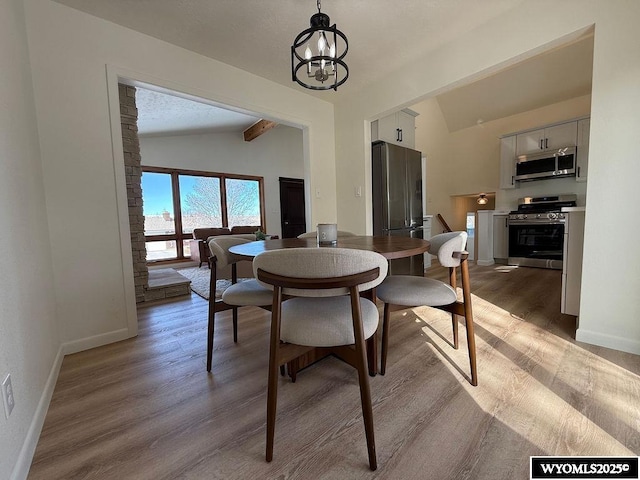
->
left=291, top=0, right=349, bottom=91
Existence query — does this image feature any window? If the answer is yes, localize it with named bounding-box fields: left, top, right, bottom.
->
left=179, top=175, right=222, bottom=232
left=141, top=167, right=265, bottom=262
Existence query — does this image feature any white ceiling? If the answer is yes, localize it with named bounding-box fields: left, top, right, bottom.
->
left=52, top=0, right=526, bottom=100
left=135, top=88, right=261, bottom=137
left=56, top=0, right=593, bottom=135
left=435, top=35, right=593, bottom=131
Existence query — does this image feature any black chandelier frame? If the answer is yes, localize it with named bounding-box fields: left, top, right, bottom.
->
left=291, top=8, right=349, bottom=91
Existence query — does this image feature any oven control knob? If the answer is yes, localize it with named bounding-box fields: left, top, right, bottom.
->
left=548, top=212, right=558, bottom=220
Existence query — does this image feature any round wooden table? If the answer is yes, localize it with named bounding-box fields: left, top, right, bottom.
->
left=229, top=235, right=430, bottom=377
left=228, top=235, right=430, bottom=260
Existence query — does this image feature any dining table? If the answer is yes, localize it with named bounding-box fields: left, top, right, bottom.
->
left=228, top=235, right=431, bottom=377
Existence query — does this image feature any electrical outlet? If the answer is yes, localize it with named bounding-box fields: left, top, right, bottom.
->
left=2, top=374, right=14, bottom=418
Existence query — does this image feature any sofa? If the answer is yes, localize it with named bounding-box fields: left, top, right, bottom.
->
left=189, top=226, right=272, bottom=268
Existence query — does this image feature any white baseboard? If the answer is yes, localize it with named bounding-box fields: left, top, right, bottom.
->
left=477, top=260, right=495, bottom=266
left=11, top=326, right=135, bottom=479
left=11, top=346, right=64, bottom=480
left=575, top=328, right=640, bottom=355
left=62, top=328, right=133, bottom=355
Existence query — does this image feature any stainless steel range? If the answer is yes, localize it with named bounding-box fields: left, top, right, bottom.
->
left=508, top=194, right=577, bottom=270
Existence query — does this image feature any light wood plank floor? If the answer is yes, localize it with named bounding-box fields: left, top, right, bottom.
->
left=29, top=264, right=640, bottom=479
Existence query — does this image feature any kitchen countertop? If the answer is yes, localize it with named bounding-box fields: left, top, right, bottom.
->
left=562, top=207, right=586, bottom=212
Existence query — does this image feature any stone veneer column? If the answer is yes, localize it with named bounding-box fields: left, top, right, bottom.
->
left=119, top=84, right=148, bottom=303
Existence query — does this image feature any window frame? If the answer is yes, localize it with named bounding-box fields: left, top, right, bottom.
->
left=142, top=166, right=266, bottom=264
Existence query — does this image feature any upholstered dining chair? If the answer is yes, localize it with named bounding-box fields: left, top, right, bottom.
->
left=375, top=231, right=478, bottom=386
left=254, top=247, right=388, bottom=471
left=296, top=230, right=356, bottom=238
left=206, top=236, right=272, bottom=372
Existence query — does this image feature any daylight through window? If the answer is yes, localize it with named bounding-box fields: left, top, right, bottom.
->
left=142, top=167, right=265, bottom=262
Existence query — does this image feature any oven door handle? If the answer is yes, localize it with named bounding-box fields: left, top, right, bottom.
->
left=508, top=221, right=566, bottom=226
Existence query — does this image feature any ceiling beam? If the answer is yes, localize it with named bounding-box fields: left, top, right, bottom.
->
left=244, top=119, right=277, bottom=142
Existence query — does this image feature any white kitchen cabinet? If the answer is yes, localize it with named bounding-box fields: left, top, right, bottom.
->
left=515, top=121, right=578, bottom=156
left=373, top=108, right=418, bottom=148
left=493, top=214, right=509, bottom=263
left=576, top=118, right=590, bottom=183
left=499, top=135, right=516, bottom=189
left=561, top=210, right=586, bottom=317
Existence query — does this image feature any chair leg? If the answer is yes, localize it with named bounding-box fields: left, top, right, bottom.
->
left=366, top=330, right=377, bottom=377
left=449, top=266, right=459, bottom=349
left=207, top=259, right=218, bottom=372
left=349, top=288, right=377, bottom=471
left=460, top=259, right=478, bottom=386
left=465, top=313, right=478, bottom=387
left=232, top=307, right=239, bottom=343
left=380, top=303, right=391, bottom=375
left=206, top=307, right=215, bottom=372
left=451, top=314, right=459, bottom=349
left=266, top=288, right=282, bottom=463
left=266, top=346, right=279, bottom=462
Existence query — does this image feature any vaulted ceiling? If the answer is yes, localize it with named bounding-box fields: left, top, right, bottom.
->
left=52, top=0, right=527, bottom=100
left=55, top=1, right=593, bottom=134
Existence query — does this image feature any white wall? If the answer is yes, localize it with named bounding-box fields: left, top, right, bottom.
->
left=23, top=0, right=335, bottom=350
left=335, top=0, right=640, bottom=355
left=140, top=126, right=304, bottom=238
left=9, top=1, right=335, bottom=475
left=0, top=0, right=60, bottom=478
left=412, top=94, right=591, bottom=231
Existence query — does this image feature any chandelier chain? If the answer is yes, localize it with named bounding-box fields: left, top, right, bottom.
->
left=317, top=0, right=321, bottom=13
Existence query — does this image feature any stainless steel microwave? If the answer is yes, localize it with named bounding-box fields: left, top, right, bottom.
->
left=514, top=146, right=576, bottom=182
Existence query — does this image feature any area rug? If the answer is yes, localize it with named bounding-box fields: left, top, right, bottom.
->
left=175, top=267, right=248, bottom=301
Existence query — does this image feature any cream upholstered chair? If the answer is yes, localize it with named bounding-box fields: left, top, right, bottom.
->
left=206, top=236, right=272, bottom=372
left=296, top=230, right=356, bottom=239
left=254, top=247, right=388, bottom=471
left=376, top=231, right=478, bottom=386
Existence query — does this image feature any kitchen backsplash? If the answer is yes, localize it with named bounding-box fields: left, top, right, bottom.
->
left=496, top=175, right=587, bottom=211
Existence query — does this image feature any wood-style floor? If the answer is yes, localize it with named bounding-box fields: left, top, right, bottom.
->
left=29, top=263, right=640, bottom=479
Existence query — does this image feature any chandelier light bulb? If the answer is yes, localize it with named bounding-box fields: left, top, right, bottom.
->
left=304, top=45, right=312, bottom=60
left=318, top=34, right=326, bottom=53
left=329, top=43, right=336, bottom=58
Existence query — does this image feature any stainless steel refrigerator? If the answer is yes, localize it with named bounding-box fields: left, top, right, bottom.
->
left=372, top=141, right=424, bottom=276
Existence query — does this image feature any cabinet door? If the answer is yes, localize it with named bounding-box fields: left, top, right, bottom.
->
left=493, top=214, right=509, bottom=260
left=516, top=129, right=544, bottom=156
left=376, top=113, right=401, bottom=145
left=576, top=118, right=590, bottom=182
left=499, top=136, right=516, bottom=189
left=397, top=110, right=415, bottom=148
left=544, top=121, right=577, bottom=150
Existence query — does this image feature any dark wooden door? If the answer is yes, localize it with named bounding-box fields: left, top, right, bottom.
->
left=279, top=177, right=306, bottom=238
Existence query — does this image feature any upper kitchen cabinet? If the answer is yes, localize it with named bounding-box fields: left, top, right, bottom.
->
left=515, top=121, right=578, bottom=156
left=576, top=118, right=590, bottom=182
left=372, top=108, right=419, bottom=148
left=499, top=135, right=516, bottom=189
